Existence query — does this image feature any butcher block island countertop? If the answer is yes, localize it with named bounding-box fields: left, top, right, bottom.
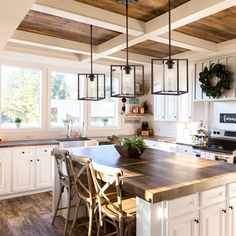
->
left=65, top=145, right=236, bottom=203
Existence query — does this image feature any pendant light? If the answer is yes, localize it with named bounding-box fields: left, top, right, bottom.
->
left=151, top=0, right=188, bottom=96
left=110, top=0, right=144, bottom=98
left=78, top=25, right=106, bottom=101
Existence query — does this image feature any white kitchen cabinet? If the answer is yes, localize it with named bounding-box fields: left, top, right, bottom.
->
left=0, top=150, right=12, bottom=195
left=165, top=95, right=178, bottom=121
left=13, top=154, right=34, bottom=192
left=168, top=212, right=199, bottom=236
left=228, top=197, right=236, bottom=236
left=201, top=202, right=226, bottom=236
left=144, top=139, right=177, bottom=152
left=177, top=145, right=193, bottom=156
left=35, top=146, right=54, bottom=188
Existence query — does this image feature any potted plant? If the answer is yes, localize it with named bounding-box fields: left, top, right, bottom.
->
left=101, top=117, right=108, bottom=126
left=116, top=136, right=147, bottom=158
left=14, top=117, right=22, bottom=128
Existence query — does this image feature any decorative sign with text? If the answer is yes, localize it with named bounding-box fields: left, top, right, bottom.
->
left=220, top=113, right=236, bottom=124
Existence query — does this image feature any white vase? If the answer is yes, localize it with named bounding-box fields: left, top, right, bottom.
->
left=16, top=123, right=21, bottom=128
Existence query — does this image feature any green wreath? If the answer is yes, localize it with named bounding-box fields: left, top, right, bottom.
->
left=199, top=63, right=231, bottom=98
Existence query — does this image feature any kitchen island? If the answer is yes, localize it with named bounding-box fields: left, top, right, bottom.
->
left=55, top=145, right=236, bottom=236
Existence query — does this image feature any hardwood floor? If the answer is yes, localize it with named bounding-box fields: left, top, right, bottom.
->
left=0, top=192, right=88, bottom=236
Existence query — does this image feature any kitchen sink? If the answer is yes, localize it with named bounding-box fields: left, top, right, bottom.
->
left=56, top=137, right=91, bottom=148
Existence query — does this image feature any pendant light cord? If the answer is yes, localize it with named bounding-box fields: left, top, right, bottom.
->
left=126, top=0, right=129, bottom=67
left=90, top=24, right=93, bottom=75
left=168, top=0, right=171, bottom=61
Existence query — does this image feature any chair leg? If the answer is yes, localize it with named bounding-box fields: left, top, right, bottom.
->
left=118, top=218, right=123, bottom=236
left=52, top=185, right=63, bottom=225
left=64, top=188, right=72, bottom=236
left=88, top=203, right=93, bottom=236
left=69, top=198, right=81, bottom=236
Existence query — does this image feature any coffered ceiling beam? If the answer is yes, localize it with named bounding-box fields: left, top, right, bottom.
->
left=81, top=0, right=235, bottom=62
left=9, top=30, right=150, bottom=64
left=0, top=0, right=36, bottom=50
left=152, top=32, right=217, bottom=53
left=10, top=30, right=91, bottom=55
left=33, top=0, right=145, bottom=36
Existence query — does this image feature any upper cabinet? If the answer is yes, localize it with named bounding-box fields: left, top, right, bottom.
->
left=154, top=66, right=193, bottom=122
left=194, top=55, right=236, bottom=101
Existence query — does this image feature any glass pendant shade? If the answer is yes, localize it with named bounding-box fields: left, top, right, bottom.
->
left=151, top=59, right=188, bottom=95
left=78, top=73, right=105, bottom=101
left=111, top=65, right=144, bottom=98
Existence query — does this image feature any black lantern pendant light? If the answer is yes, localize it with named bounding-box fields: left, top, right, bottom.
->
left=110, top=0, right=144, bottom=98
left=151, top=0, right=188, bottom=96
left=78, top=25, right=106, bottom=101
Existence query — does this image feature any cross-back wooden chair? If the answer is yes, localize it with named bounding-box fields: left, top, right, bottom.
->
left=69, top=155, right=98, bottom=236
left=90, top=162, right=136, bottom=236
left=51, top=149, right=76, bottom=236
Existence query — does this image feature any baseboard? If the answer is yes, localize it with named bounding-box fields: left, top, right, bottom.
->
left=0, top=188, right=52, bottom=200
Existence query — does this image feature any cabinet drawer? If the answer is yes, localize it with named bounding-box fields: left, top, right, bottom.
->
left=36, top=146, right=55, bottom=155
left=0, top=149, right=12, bottom=158
left=201, top=186, right=225, bottom=207
left=13, top=148, right=35, bottom=157
left=177, top=145, right=193, bottom=155
left=229, top=182, right=236, bottom=198
left=168, top=194, right=198, bottom=218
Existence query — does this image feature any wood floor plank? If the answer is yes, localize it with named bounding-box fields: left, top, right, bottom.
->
left=0, top=192, right=94, bottom=236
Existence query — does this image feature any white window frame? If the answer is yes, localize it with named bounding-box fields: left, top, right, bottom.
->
left=47, top=67, right=83, bottom=131
left=87, top=97, right=121, bottom=131
left=0, top=60, right=46, bottom=132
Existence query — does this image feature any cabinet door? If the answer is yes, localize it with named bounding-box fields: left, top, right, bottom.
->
left=201, top=202, right=226, bottom=236
left=36, top=154, right=53, bottom=188
left=168, top=212, right=199, bottom=236
left=0, top=152, right=12, bottom=195
left=165, top=95, right=177, bottom=121
left=154, top=95, right=165, bottom=121
left=228, top=197, right=236, bottom=236
left=13, top=156, right=34, bottom=192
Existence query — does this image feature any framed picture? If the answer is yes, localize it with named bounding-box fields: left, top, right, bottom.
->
left=132, top=106, right=139, bottom=114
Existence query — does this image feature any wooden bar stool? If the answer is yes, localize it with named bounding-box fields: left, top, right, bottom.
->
left=51, top=149, right=76, bottom=236
left=90, top=162, right=136, bottom=236
left=69, top=155, right=98, bottom=236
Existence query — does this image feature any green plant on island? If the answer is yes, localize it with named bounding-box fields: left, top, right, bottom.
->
left=122, top=136, right=147, bottom=155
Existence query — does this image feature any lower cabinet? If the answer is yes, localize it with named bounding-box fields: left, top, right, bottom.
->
left=228, top=197, right=236, bottom=236
left=35, top=153, right=53, bottom=189
left=201, top=202, right=226, bottom=236
left=166, top=184, right=236, bottom=236
left=0, top=150, right=12, bottom=195
left=168, top=212, right=199, bottom=236
left=0, top=145, right=57, bottom=199
left=13, top=155, right=34, bottom=192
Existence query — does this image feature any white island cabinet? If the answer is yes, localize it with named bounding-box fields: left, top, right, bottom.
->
left=137, top=183, right=236, bottom=236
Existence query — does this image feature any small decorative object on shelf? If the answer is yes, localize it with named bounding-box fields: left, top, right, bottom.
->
left=14, top=117, right=22, bottom=128
left=199, top=63, right=231, bottom=98
left=132, top=106, right=139, bottom=114
left=143, top=100, right=149, bottom=113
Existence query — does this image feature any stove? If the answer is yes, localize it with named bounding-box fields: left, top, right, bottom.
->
left=192, top=130, right=236, bottom=163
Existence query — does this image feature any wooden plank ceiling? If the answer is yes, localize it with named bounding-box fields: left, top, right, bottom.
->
left=176, top=6, right=236, bottom=43
left=127, top=40, right=188, bottom=58
left=74, top=0, right=190, bottom=21
left=17, top=10, right=120, bottom=45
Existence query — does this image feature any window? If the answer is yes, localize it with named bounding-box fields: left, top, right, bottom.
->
left=1, top=65, right=42, bottom=128
left=50, top=71, right=82, bottom=127
left=90, top=79, right=118, bottom=127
